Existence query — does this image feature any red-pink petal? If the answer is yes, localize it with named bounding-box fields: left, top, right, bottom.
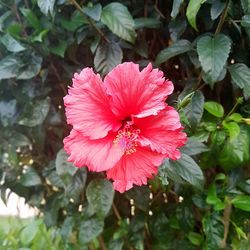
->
left=64, top=68, right=121, bottom=139
left=133, top=107, right=187, bottom=159
left=106, top=147, right=164, bottom=192
left=64, top=130, right=123, bottom=171
left=103, top=62, right=173, bottom=120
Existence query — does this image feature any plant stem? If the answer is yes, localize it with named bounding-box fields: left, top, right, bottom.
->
left=98, top=235, right=107, bottom=250
left=215, top=0, right=230, bottom=35
left=70, top=0, right=108, bottom=42
left=224, top=97, right=243, bottom=119
left=112, top=202, right=122, bottom=221
left=220, top=198, right=232, bottom=248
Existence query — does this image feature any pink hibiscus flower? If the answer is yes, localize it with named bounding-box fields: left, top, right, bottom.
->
left=63, top=62, right=187, bottom=193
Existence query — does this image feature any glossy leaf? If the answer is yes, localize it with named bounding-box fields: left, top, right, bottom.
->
left=171, top=0, right=184, bottom=18
left=0, top=55, right=20, bottom=79
left=79, top=218, right=104, bottom=244
left=219, top=128, right=249, bottom=170
left=181, top=137, right=209, bottom=155
left=202, top=213, right=224, bottom=249
left=37, top=0, right=55, bottom=16
left=55, top=148, right=77, bottom=176
left=20, top=167, right=42, bottom=187
left=186, top=0, right=206, bottom=31
left=101, top=2, right=136, bottom=43
left=86, top=179, right=114, bottom=218
left=184, top=90, right=204, bottom=128
left=50, top=41, right=67, bottom=58
left=18, top=97, right=50, bottom=127
left=155, top=39, right=192, bottom=65
left=1, top=33, right=26, bottom=52
left=0, top=100, right=16, bottom=127
left=83, top=4, right=102, bottom=21
left=204, top=101, right=224, bottom=118
left=232, top=195, right=250, bottom=211
left=197, top=34, right=231, bottom=85
left=241, top=0, right=250, bottom=14
left=94, top=41, right=123, bottom=75
left=20, top=8, right=41, bottom=30
left=228, top=63, right=250, bottom=98
left=17, top=54, right=42, bottom=80
left=161, top=154, right=204, bottom=189
left=241, top=15, right=250, bottom=27
left=210, top=1, right=225, bottom=20
left=223, top=121, right=241, bottom=141
left=188, top=232, right=203, bottom=246
left=65, top=169, right=87, bottom=199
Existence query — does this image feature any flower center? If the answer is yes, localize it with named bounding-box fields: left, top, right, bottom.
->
left=113, top=124, right=140, bottom=155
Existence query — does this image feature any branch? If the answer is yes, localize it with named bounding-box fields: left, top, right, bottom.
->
left=220, top=199, right=232, bottom=248
left=215, top=0, right=230, bottom=35
left=70, top=0, right=108, bottom=42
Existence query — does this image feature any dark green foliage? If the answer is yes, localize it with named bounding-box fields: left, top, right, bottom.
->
left=0, top=0, right=250, bottom=249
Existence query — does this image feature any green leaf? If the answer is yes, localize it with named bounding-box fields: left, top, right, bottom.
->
left=65, top=169, right=87, bottom=199
left=161, top=154, right=204, bottom=189
left=83, top=4, right=102, bottom=21
left=20, top=8, right=41, bottom=30
left=9, top=131, right=31, bottom=147
left=0, top=100, right=16, bottom=127
left=202, top=212, right=224, bottom=249
left=228, top=63, right=250, bottom=98
left=197, top=34, right=231, bottom=85
left=94, top=41, right=123, bottom=75
left=223, top=121, right=241, bottom=141
left=17, top=54, right=42, bottom=80
left=61, top=10, right=87, bottom=32
left=0, top=11, right=12, bottom=32
left=183, top=90, right=204, bottom=128
left=79, top=218, right=104, bottom=244
left=55, top=148, right=77, bottom=176
left=101, top=2, right=136, bottom=43
left=169, top=18, right=187, bottom=41
left=188, top=232, right=203, bottom=246
left=20, top=167, right=42, bottom=187
left=6, top=23, right=23, bottom=37
left=18, top=97, right=50, bottom=127
left=31, top=29, right=49, bottom=42
left=181, top=137, right=209, bottom=156
left=134, top=18, right=161, bottom=29
left=60, top=217, right=75, bottom=240
left=241, top=15, right=250, bottom=27
left=210, top=1, right=225, bottom=20
left=232, top=195, right=250, bottom=211
left=204, top=101, right=224, bottom=118
left=206, top=183, right=225, bottom=211
left=241, top=0, right=250, bottom=14
left=186, top=0, right=206, bottom=31
left=171, top=0, right=184, bottom=18
left=21, top=220, right=42, bottom=245
left=50, top=41, right=67, bottom=58
left=37, top=0, right=55, bottom=16
left=126, top=186, right=150, bottom=211
left=86, top=179, right=114, bottom=218
left=219, top=128, right=249, bottom=170
left=227, top=113, right=242, bottom=122
left=155, top=39, right=192, bottom=65
left=0, top=55, right=20, bottom=79
left=1, top=33, right=26, bottom=52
